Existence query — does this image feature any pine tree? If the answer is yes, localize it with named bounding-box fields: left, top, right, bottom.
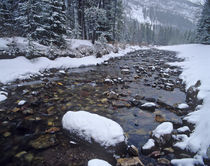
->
left=196, top=0, right=210, bottom=44
left=0, top=0, right=14, bottom=37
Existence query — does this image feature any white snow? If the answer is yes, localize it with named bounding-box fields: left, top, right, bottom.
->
left=159, top=44, right=210, bottom=165
left=0, top=91, right=7, bottom=102
left=177, top=126, right=190, bottom=133
left=141, top=102, right=156, bottom=107
left=0, top=45, right=143, bottom=84
left=70, top=39, right=93, bottom=49
left=171, top=155, right=203, bottom=166
left=152, top=122, right=173, bottom=138
left=62, top=111, right=125, bottom=147
left=142, top=139, right=155, bottom=150
left=178, top=103, right=189, bottom=109
left=88, top=159, right=112, bottom=166
left=18, top=100, right=26, bottom=106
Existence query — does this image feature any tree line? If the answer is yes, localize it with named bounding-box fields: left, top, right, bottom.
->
left=0, top=0, right=207, bottom=48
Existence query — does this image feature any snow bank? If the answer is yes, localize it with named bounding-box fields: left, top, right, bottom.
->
left=88, top=159, right=112, bottom=166
left=152, top=122, right=173, bottom=138
left=62, top=111, right=125, bottom=147
left=0, top=45, right=143, bottom=84
left=159, top=44, right=210, bottom=165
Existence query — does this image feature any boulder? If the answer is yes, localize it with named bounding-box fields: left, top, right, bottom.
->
left=152, top=122, right=173, bottom=146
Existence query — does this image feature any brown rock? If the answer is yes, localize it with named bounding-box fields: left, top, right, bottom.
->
left=117, top=157, right=144, bottom=166
left=128, top=145, right=139, bottom=156
left=157, top=158, right=170, bottom=165
left=155, top=114, right=166, bottom=123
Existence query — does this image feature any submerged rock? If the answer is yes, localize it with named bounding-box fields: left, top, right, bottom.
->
left=29, top=134, right=57, bottom=150
left=117, top=157, right=144, bottom=166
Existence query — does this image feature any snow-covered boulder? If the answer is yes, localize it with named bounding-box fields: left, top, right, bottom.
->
left=152, top=122, right=173, bottom=145
left=62, top=111, right=126, bottom=148
left=88, top=159, right=112, bottom=166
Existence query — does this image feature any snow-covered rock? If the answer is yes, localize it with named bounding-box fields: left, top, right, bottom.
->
left=62, top=111, right=125, bottom=147
left=88, top=159, right=112, bottom=166
left=18, top=100, right=26, bottom=106
left=0, top=91, right=7, bottom=102
left=177, top=126, right=190, bottom=133
left=178, top=103, right=189, bottom=109
left=140, top=102, right=156, bottom=111
left=142, top=139, right=155, bottom=150
left=152, top=122, right=173, bottom=139
left=152, top=122, right=173, bottom=145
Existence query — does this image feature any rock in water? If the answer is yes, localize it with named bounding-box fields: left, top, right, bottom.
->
left=152, top=122, right=173, bottom=146
left=62, top=111, right=125, bottom=147
left=142, top=139, right=155, bottom=155
left=140, top=102, right=156, bottom=112
left=88, top=159, right=112, bottom=166
left=29, top=134, right=57, bottom=149
left=116, top=157, right=144, bottom=166
left=128, top=145, right=139, bottom=156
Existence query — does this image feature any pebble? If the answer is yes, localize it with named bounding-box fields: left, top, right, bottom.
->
left=15, top=151, right=27, bottom=158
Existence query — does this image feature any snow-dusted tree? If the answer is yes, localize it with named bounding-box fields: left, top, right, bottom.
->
left=50, top=0, right=67, bottom=47
left=30, top=0, right=67, bottom=47
left=196, top=0, right=210, bottom=44
left=0, top=0, right=14, bottom=37
left=85, top=7, right=107, bottom=44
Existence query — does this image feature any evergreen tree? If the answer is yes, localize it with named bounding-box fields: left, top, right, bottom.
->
left=0, top=0, right=14, bottom=37
left=196, top=0, right=210, bottom=44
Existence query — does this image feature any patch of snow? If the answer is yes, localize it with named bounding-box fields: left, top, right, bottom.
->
left=178, top=103, right=189, bottom=109
left=158, top=44, right=210, bottom=165
left=142, top=139, right=155, bottom=150
left=62, top=111, right=125, bottom=147
left=141, top=102, right=156, bottom=107
left=104, top=78, right=113, bottom=83
left=18, top=100, right=26, bottom=106
left=70, top=39, right=93, bottom=49
left=171, top=155, right=204, bottom=166
left=69, top=141, right=77, bottom=145
left=177, top=126, right=190, bottom=133
left=173, top=134, right=189, bottom=142
left=88, top=159, right=112, bottom=166
left=152, top=122, right=173, bottom=138
left=0, top=45, right=144, bottom=84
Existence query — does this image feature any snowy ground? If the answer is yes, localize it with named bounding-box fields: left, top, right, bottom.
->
left=159, top=44, right=210, bottom=165
left=0, top=42, right=144, bottom=84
